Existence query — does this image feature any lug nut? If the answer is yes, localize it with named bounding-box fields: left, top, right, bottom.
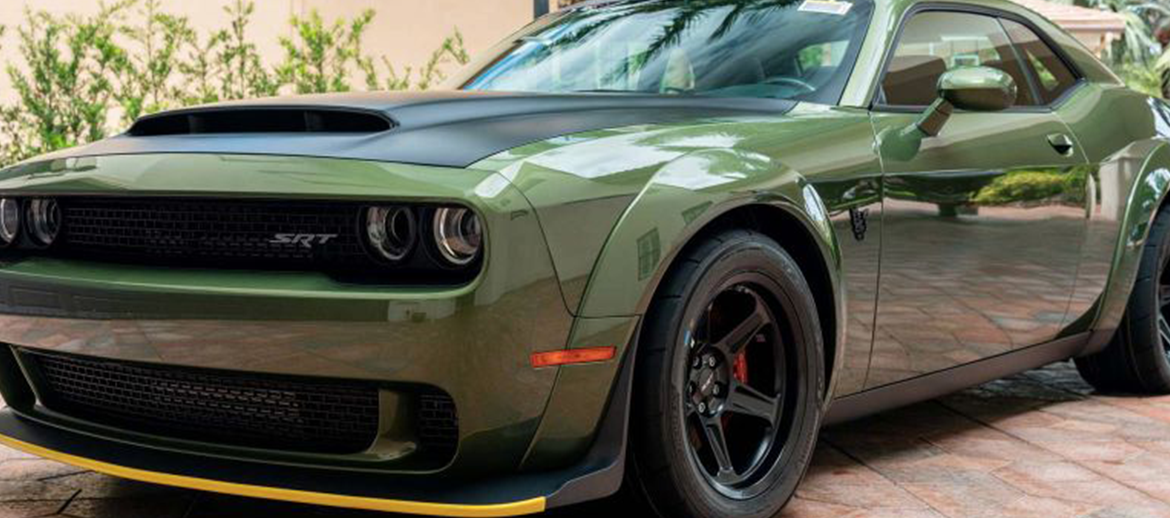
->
left=713, top=385, right=721, bottom=396
left=698, top=402, right=707, bottom=413
left=707, top=356, right=717, bottom=368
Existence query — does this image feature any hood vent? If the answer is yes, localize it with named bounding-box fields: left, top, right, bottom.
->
left=128, top=108, right=394, bottom=136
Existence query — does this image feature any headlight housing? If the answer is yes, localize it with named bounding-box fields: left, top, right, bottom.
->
left=432, top=207, right=483, bottom=266
left=365, top=206, right=417, bottom=262
left=0, top=198, right=20, bottom=246
left=26, top=198, right=60, bottom=246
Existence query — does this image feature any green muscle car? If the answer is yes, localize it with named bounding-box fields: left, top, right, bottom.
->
left=0, top=0, right=1166, bottom=517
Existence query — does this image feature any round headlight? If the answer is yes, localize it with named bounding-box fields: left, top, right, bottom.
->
left=27, top=198, right=61, bottom=246
left=366, top=206, right=417, bottom=262
left=0, top=199, right=20, bottom=245
left=433, top=207, right=483, bottom=266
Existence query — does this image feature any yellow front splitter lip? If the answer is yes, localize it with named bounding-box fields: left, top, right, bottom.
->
left=0, top=433, right=546, bottom=517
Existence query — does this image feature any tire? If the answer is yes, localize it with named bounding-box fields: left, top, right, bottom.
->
left=626, top=229, right=824, bottom=518
left=1076, top=207, right=1170, bottom=394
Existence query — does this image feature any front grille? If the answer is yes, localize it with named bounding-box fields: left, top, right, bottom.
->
left=57, top=198, right=369, bottom=269
left=22, top=349, right=382, bottom=454
left=2, top=197, right=482, bottom=285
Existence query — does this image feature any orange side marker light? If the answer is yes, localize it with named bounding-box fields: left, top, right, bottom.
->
left=530, top=347, right=616, bottom=368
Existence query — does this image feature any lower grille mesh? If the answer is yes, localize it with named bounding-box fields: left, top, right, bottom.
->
left=23, top=350, right=382, bottom=454
left=418, top=394, right=459, bottom=457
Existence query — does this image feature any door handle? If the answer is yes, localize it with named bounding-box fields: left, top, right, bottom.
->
left=1047, top=133, right=1076, bottom=157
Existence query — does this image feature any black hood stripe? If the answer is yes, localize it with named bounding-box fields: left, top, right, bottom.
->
left=31, top=92, right=796, bottom=168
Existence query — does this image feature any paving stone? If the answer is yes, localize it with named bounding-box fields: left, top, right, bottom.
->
left=51, top=472, right=180, bottom=500
left=0, top=480, right=76, bottom=502
left=777, top=497, right=860, bottom=518
left=0, top=461, right=83, bottom=482
left=59, top=497, right=191, bottom=518
left=0, top=500, right=64, bottom=518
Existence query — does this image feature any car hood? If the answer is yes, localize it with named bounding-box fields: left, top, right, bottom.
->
left=22, top=91, right=796, bottom=169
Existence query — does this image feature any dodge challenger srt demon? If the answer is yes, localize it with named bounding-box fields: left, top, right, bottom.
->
left=0, top=0, right=1166, bottom=517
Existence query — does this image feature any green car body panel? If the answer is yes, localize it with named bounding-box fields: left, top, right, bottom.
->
left=0, top=0, right=1166, bottom=514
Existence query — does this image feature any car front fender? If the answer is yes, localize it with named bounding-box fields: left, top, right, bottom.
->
left=518, top=147, right=845, bottom=472
left=575, top=147, right=841, bottom=320
left=1086, top=140, right=1170, bottom=353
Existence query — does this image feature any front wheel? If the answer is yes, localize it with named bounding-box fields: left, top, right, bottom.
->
left=627, top=229, right=824, bottom=518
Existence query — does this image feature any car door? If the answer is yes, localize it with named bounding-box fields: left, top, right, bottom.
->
left=865, top=9, right=1089, bottom=389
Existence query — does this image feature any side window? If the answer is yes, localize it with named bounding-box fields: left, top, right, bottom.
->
left=1001, top=19, right=1079, bottom=104
left=881, top=11, right=1037, bottom=107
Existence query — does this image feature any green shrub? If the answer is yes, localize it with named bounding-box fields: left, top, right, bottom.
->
left=177, top=0, right=278, bottom=106
left=117, top=0, right=194, bottom=123
left=277, top=9, right=375, bottom=94
left=363, top=31, right=471, bottom=91
left=2, top=2, right=133, bottom=165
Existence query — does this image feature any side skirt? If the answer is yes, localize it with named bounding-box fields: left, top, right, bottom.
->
left=824, top=333, right=1090, bottom=425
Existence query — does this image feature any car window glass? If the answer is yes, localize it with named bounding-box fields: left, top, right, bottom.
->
left=455, top=0, right=875, bottom=104
left=1001, top=18, right=1078, bottom=104
left=881, top=11, right=1037, bottom=107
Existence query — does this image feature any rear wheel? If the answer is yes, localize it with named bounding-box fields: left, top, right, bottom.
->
left=627, top=229, right=823, bottom=518
left=1076, top=207, right=1170, bottom=394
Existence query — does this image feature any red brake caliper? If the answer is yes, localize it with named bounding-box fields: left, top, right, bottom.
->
left=723, top=347, right=751, bottom=431
left=732, top=349, right=749, bottom=385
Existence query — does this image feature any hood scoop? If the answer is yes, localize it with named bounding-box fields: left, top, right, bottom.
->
left=128, top=108, right=394, bottom=137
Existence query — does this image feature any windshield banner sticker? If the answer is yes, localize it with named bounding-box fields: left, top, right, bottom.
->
left=799, top=0, right=853, bottom=15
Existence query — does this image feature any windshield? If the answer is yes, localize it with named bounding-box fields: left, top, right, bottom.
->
left=454, top=0, right=874, bottom=104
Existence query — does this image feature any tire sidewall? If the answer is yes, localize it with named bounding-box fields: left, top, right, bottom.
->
left=1144, top=216, right=1170, bottom=383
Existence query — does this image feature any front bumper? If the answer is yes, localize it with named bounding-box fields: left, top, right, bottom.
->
left=0, top=153, right=637, bottom=513
left=0, top=335, right=636, bottom=516
left=0, top=321, right=636, bottom=516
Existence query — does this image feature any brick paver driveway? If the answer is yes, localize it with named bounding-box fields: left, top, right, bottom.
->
left=0, top=362, right=1168, bottom=518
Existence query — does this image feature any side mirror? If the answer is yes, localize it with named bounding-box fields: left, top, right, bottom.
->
left=881, top=66, right=1017, bottom=161
left=917, top=66, right=1017, bottom=136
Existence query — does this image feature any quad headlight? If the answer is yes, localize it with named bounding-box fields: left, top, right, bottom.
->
left=363, top=204, right=483, bottom=272
left=432, top=207, right=483, bottom=266
left=27, top=198, right=60, bottom=246
left=0, top=198, right=20, bottom=245
left=366, top=205, right=417, bottom=262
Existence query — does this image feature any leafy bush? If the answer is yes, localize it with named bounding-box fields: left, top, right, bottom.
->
left=0, top=0, right=469, bottom=166
left=2, top=2, right=132, bottom=164
left=184, top=0, right=279, bottom=105
left=277, top=9, right=375, bottom=94
left=118, top=0, right=193, bottom=122
left=363, top=31, right=471, bottom=91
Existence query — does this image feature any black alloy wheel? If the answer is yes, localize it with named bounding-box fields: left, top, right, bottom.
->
left=628, top=229, right=824, bottom=518
left=682, top=282, right=792, bottom=498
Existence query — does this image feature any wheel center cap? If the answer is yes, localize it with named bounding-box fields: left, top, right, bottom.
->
left=699, top=369, right=717, bottom=397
